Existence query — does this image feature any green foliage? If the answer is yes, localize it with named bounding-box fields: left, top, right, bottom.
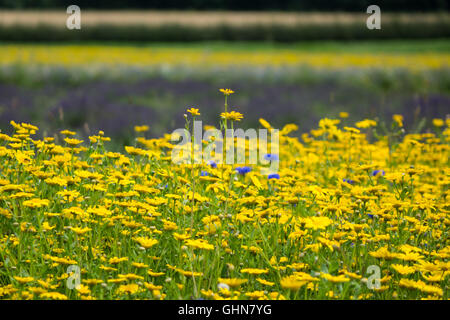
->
left=1, top=20, right=450, bottom=42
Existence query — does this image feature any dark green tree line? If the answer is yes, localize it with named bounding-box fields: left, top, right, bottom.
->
left=0, top=0, right=448, bottom=11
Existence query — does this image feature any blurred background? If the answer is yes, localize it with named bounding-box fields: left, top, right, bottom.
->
left=0, top=1, right=448, bottom=147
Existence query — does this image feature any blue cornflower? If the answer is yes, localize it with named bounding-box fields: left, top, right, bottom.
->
left=372, top=170, right=385, bottom=176
left=200, top=171, right=209, bottom=177
left=368, top=214, right=374, bottom=219
left=343, top=179, right=355, bottom=185
left=207, top=160, right=217, bottom=168
left=235, top=166, right=251, bottom=175
left=268, top=173, right=280, bottom=180
left=264, top=154, right=279, bottom=161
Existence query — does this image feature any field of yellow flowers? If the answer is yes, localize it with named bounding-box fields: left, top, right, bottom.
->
left=1, top=44, right=449, bottom=70
left=0, top=89, right=448, bottom=300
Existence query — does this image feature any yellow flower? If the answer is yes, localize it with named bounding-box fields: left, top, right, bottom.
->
left=339, top=112, right=349, bottom=118
left=432, top=118, right=444, bottom=127
left=116, top=284, right=139, bottom=295
left=369, top=246, right=399, bottom=260
left=319, top=118, right=340, bottom=130
left=393, top=114, right=404, bottom=127
left=23, top=198, right=50, bottom=209
left=187, top=108, right=201, bottom=116
left=218, top=278, right=248, bottom=288
left=40, top=292, right=68, bottom=300
left=399, top=279, right=443, bottom=297
left=99, top=265, right=117, bottom=272
left=240, top=268, right=269, bottom=275
left=133, top=237, right=158, bottom=249
left=280, top=123, right=298, bottom=135
left=356, top=119, right=377, bottom=128
left=134, top=125, right=149, bottom=132
left=147, top=270, right=165, bottom=277
left=256, top=278, right=275, bottom=286
left=280, top=276, right=308, bottom=290
left=42, top=222, right=55, bottom=231
left=344, top=126, right=360, bottom=134
left=268, top=292, right=286, bottom=300
left=45, top=177, right=68, bottom=187
left=245, top=291, right=266, bottom=299
left=421, top=272, right=446, bottom=282
left=177, top=269, right=203, bottom=277
left=259, top=118, right=272, bottom=130
left=152, top=289, right=165, bottom=299
left=107, top=278, right=127, bottom=284
left=132, top=262, right=148, bottom=269
left=391, top=264, right=416, bottom=275
left=64, top=137, right=83, bottom=146
left=221, top=111, right=243, bottom=122
left=82, top=279, right=104, bottom=286
left=185, top=239, right=214, bottom=250
left=43, top=255, right=77, bottom=265
left=27, top=287, right=47, bottom=295
left=13, top=276, right=34, bottom=284
left=60, top=130, right=76, bottom=136
left=162, top=219, right=178, bottom=231
left=320, top=273, right=350, bottom=283
left=108, top=257, right=128, bottom=264
left=173, top=233, right=191, bottom=241
left=143, top=282, right=163, bottom=290
left=219, top=88, right=234, bottom=95
left=118, top=273, right=144, bottom=281
left=241, top=245, right=263, bottom=254
left=71, top=226, right=91, bottom=235
left=76, top=284, right=91, bottom=295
